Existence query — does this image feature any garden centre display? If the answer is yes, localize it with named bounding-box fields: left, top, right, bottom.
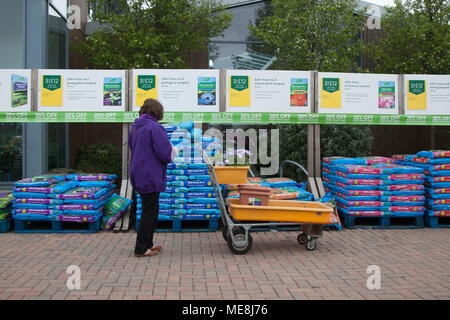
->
left=10, top=173, right=123, bottom=232
left=322, top=156, right=426, bottom=223
left=393, top=151, right=450, bottom=222
left=136, top=122, right=221, bottom=230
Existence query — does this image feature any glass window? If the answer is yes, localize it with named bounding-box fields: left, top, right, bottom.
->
left=48, top=4, right=68, bottom=69
left=0, top=124, right=23, bottom=182
left=0, top=0, right=25, bottom=68
left=48, top=123, right=68, bottom=171
left=49, top=0, right=68, bottom=18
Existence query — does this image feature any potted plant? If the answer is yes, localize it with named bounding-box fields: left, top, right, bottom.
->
left=213, top=149, right=251, bottom=184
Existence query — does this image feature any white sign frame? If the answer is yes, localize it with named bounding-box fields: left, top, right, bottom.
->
left=37, top=69, right=126, bottom=112
left=317, top=72, right=399, bottom=114
left=404, top=74, right=450, bottom=115
left=225, top=70, right=313, bottom=113
left=131, top=69, right=220, bottom=112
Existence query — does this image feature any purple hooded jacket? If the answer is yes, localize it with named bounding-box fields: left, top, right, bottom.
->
left=129, top=114, right=172, bottom=194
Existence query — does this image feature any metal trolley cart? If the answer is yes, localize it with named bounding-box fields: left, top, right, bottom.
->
left=203, top=151, right=333, bottom=254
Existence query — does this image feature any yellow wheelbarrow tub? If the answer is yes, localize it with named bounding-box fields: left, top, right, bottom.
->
left=227, top=198, right=333, bottom=224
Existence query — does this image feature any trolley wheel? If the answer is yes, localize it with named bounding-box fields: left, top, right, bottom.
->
left=305, top=238, right=318, bottom=251
left=227, top=228, right=253, bottom=254
left=297, top=233, right=307, bottom=245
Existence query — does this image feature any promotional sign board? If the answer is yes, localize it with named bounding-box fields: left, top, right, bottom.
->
left=404, top=74, right=450, bottom=115
left=132, top=69, right=220, bottom=112
left=37, top=69, right=126, bottom=111
left=0, top=69, right=31, bottom=112
left=318, top=72, right=399, bottom=114
left=225, top=70, right=313, bottom=113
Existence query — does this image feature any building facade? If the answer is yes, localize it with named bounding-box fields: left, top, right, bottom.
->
left=0, top=0, right=69, bottom=187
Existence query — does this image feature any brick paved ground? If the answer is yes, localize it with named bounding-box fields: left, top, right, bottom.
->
left=0, top=228, right=449, bottom=300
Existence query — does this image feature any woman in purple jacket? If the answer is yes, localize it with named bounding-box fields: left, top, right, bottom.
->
left=129, top=99, right=173, bottom=257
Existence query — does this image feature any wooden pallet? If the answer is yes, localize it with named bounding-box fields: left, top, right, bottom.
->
left=424, top=215, right=450, bottom=228
left=14, top=218, right=101, bottom=234
left=0, top=218, right=12, bottom=233
left=341, top=214, right=424, bottom=229
left=136, top=217, right=219, bottom=233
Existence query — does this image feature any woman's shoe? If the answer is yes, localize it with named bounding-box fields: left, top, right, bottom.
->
left=135, top=249, right=159, bottom=257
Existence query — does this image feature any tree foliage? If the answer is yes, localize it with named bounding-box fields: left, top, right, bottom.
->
left=367, top=0, right=450, bottom=74
left=249, top=0, right=367, bottom=72
left=247, top=0, right=373, bottom=180
left=74, top=0, right=233, bottom=69
left=278, top=125, right=374, bottom=180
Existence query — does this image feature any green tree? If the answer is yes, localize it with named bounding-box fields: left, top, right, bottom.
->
left=368, top=0, right=450, bottom=74
left=75, top=0, right=233, bottom=69
left=250, top=0, right=367, bottom=72
left=248, top=0, right=373, bottom=180
left=278, top=125, right=374, bottom=180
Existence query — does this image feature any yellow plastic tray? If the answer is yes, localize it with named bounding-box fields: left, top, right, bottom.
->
left=227, top=198, right=333, bottom=224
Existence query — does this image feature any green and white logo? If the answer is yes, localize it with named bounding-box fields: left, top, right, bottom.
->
left=231, top=76, right=249, bottom=91
left=43, top=75, right=61, bottom=91
left=409, top=80, right=425, bottom=95
left=322, top=78, right=339, bottom=93
left=138, top=75, right=155, bottom=91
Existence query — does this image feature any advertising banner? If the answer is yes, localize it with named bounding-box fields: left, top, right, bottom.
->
left=37, top=69, right=126, bottom=111
left=0, top=69, right=31, bottom=112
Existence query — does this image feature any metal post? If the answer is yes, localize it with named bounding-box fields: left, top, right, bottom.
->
left=398, top=74, right=405, bottom=115
left=219, top=69, right=227, bottom=112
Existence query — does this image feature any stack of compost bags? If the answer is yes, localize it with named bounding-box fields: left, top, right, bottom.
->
left=12, top=174, right=116, bottom=226
left=323, top=156, right=425, bottom=220
left=394, top=151, right=450, bottom=220
left=136, top=122, right=221, bottom=230
left=50, top=174, right=116, bottom=224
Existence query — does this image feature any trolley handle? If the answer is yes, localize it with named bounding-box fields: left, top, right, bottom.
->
left=279, top=160, right=308, bottom=179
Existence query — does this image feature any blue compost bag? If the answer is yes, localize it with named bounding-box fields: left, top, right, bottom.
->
left=167, top=163, right=188, bottom=169
left=159, top=209, right=187, bottom=216
left=187, top=192, right=215, bottom=198
left=14, top=175, right=65, bottom=187
left=188, top=163, right=208, bottom=169
left=171, top=193, right=188, bottom=198
left=167, top=175, right=188, bottom=181
left=171, top=204, right=187, bottom=209
left=425, top=170, right=450, bottom=177
left=188, top=187, right=215, bottom=192
left=188, top=175, right=211, bottom=181
left=165, top=187, right=189, bottom=193
left=78, top=180, right=114, bottom=188
left=159, top=198, right=187, bottom=204
left=170, top=180, right=213, bottom=187
left=427, top=204, right=450, bottom=211
left=13, top=192, right=48, bottom=199
left=12, top=203, right=48, bottom=210
left=372, top=163, right=424, bottom=174
left=186, top=203, right=219, bottom=209
left=188, top=198, right=218, bottom=204
left=378, top=179, right=425, bottom=185
left=187, top=209, right=220, bottom=215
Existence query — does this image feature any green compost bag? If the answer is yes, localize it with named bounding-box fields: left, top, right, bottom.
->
left=0, top=193, right=13, bottom=209
left=101, top=194, right=132, bottom=231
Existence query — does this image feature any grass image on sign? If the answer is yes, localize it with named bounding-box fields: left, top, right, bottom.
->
left=321, top=78, right=341, bottom=109
left=103, top=78, right=122, bottom=106
left=41, top=75, right=63, bottom=107
left=11, top=74, right=28, bottom=108
left=407, top=80, right=427, bottom=110
left=229, top=76, right=250, bottom=107
left=136, top=75, right=157, bottom=107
